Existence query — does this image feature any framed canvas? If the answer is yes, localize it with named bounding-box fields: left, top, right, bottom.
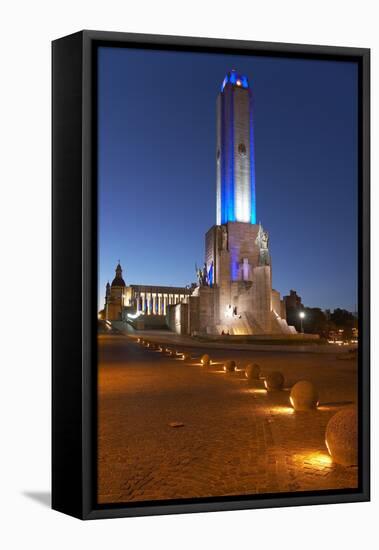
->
left=52, top=30, right=370, bottom=520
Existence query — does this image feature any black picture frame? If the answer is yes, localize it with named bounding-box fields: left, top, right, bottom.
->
left=52, top=30, right=370, bottom=520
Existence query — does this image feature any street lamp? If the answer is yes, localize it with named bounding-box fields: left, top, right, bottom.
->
left=299, top=311, right=305, bottom=334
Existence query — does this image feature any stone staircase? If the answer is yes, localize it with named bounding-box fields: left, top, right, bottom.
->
left=216, top=310, right=296, bottom=336
left=270, top=310, right=297, bottom=334
left=216, top=311, right=264, bottom=335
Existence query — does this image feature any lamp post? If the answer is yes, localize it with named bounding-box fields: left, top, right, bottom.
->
left=299, top=311, right=305, bottom=334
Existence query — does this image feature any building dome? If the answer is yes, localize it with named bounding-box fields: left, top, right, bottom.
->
left=111, top=276, right=126, bottom=287
left=111, top=263, right=126, bottom=287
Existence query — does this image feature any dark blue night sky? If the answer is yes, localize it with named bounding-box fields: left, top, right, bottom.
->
left=98, top=46, right=358, bottom=312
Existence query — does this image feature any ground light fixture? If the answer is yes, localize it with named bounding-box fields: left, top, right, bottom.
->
left=201, top=354, right=211, bottom=366
left=245, top=363, right=261, bottom=381
left=289, top=380, right=319, bottom=410
left=264, top=371, right=285, bottom=391
left=223, top=360, right=236, bottom=372
left=324, top=408, right=358, bottom=466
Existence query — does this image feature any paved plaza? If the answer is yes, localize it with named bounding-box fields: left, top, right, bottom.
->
left=97, top=334, right=358, bottom=504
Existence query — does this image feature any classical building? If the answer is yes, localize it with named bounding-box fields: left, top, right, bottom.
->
left=100, top=262, right=193, bottom=325
left=100, top=70, right=295, bottom=336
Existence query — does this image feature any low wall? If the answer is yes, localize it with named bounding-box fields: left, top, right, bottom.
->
left=166, top=303, right=189, bottom=335
left=194, top=332, right=320, bottom=344
left=127, top=315, right=168, bottom=330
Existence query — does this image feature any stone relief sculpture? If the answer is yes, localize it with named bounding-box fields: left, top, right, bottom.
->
left=256, top=223, right=271, bottom=266
left=221, top=225, right=228, bottom=250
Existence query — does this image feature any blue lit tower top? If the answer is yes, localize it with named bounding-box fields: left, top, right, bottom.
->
left=216, top=70, right=257, bottom=225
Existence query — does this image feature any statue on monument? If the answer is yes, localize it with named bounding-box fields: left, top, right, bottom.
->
left=221, top=225, right=228, bottom=250
left=195, top=262, right=209, bottom=287
left=256, top=223, right=271, bottom=266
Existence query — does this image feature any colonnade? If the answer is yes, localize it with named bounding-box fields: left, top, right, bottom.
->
left=134, top=291, right=188, bottom=316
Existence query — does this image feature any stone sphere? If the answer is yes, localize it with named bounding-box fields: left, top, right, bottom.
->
left=290, top=380, right=319, bottom=410
left=224, top=360, right=236, bottom=372
left=325, top=407, right=358, bottom=466
left=265, top=371, right=284, bottom=391
left=201, top=354, right=211, bottom=366
left=245, top=363, right=260, bottom=381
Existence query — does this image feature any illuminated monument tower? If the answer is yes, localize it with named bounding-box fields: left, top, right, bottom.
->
left=216, top=70, right=256, bottom=226
left=192, top=70, right=294, bottom=335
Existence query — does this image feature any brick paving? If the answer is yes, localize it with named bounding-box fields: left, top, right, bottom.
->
left=97, top=334, right=358, bottom=504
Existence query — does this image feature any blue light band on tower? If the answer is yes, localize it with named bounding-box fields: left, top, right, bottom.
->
left=216, top=70, right=257, bottom=225
left=249, top=90, right=257, bottom=225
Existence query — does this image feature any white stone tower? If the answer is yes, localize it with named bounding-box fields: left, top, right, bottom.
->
left=192, top=71, right=294, bottom=336
left=216, top=70, right=256, bottom=226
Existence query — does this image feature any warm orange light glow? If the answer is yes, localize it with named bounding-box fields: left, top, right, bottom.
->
left=325, top=438, right=332, bottom=456
left=246, top=388, right=268, bottom=395
left=289, top=396, right=295, bottom=408
left=311, top=452, right=333, bottom=466
left=208, top=370, right=227, bottom=375
left=294, top=451, right=333, bottom=468
left=270, top=406, right=294, bottom=415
